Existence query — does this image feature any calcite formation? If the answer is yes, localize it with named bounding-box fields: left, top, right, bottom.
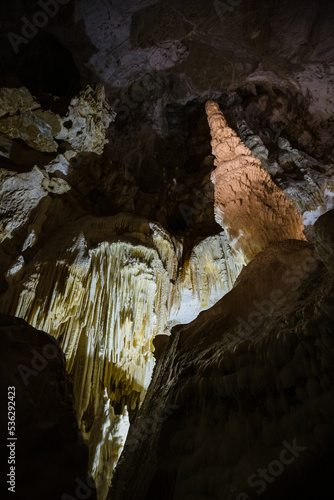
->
left=168, top=231, right=245, bottom=327
left=0, top=211, right=241, bottom=498
left=1, top=4, right=334, bottom=495
left=0, top=166, right=70, bottom=245
left=205, top=100, right=306, bottom=261
left=0, top=87, right=61, bottom=152
left=0, top=84, right=114, bottom=296
left=89, top=390, right=130, bottom=500
left=0, top=87, right=40, bottom=117
left=0, top=84, right=248, bottom=500
left=0, top=214, right=178, bottom=497
left=0, top=84, right=114, bottom=155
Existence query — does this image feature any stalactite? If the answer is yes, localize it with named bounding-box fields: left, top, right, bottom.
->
left=0, top=214, right=179, bottom=499
left=0, top=212, right=244, bottom=499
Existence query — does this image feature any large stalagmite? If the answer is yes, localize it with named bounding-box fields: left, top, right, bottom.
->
left=205, top=101, right=306, bottom=261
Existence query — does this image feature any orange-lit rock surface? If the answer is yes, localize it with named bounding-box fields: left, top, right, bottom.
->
left=205, top=101, right=306, bottom=261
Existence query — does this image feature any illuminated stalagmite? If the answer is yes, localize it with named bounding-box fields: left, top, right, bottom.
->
left=205, top=101, right=306, bottom=261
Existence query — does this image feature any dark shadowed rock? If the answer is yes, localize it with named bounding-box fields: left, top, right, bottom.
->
left=314, top=209, right=334, bottom=274
left=110, top=241, right=334, bottom=500
left=0, top=314, right=95, bottom=500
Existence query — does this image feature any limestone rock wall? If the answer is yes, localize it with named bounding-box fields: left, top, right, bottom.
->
left=109, top=236, right=334, bottom=500
left=234, top=105, right=334, bottom=233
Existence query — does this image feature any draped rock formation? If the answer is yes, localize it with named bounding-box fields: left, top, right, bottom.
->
left=0, top=212, right=241, bottom=498
left=0, top=213, right=179, bottom=497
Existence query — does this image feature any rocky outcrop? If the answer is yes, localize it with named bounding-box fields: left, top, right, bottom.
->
left=0, top=313, right=94, bottom=500
left=0, top=85, right=114, bottom=155
left=56, top=85, right=115, bottom=154
left=109, top=236, right=334, bottom=500
left=0, top=84, right=114, bottom=294
left=0, top=165, right=70, bottom=246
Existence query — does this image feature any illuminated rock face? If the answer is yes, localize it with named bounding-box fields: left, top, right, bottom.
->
left=0, top=84, right=114, bottom=294
left=0, top=87, right=61, bottom=152
left=0, top=85, right=114, bottom=155
left=0, top=214, right=179, bottom=498
left=205, top=101, right=306, bottom=261
left=168, top=231, right=244, bottom=327
left=0, top=213, right=238, bottom=398
left=0, top=166, right=70, bottom=245
left=56, top=85, right=115, bottom=154
left=234, top=106, right=334, bottom=233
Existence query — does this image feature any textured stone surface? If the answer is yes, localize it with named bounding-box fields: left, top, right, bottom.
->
left=0, top=107, right=61, bottom=153
left=0, top=87, right=40, bottom=118
left=110, top=240, right=334, bottom=500
left=0, top=84, right=114, bottom=297
left=0, top=165, right=70, bottom=244
left=56, top=84, right=116, bottom=154
left=235, top=106, right=334, bottom=231
left=0, top=314, right=95, bottom=500
left=314, top=209, right=334, bottom=274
